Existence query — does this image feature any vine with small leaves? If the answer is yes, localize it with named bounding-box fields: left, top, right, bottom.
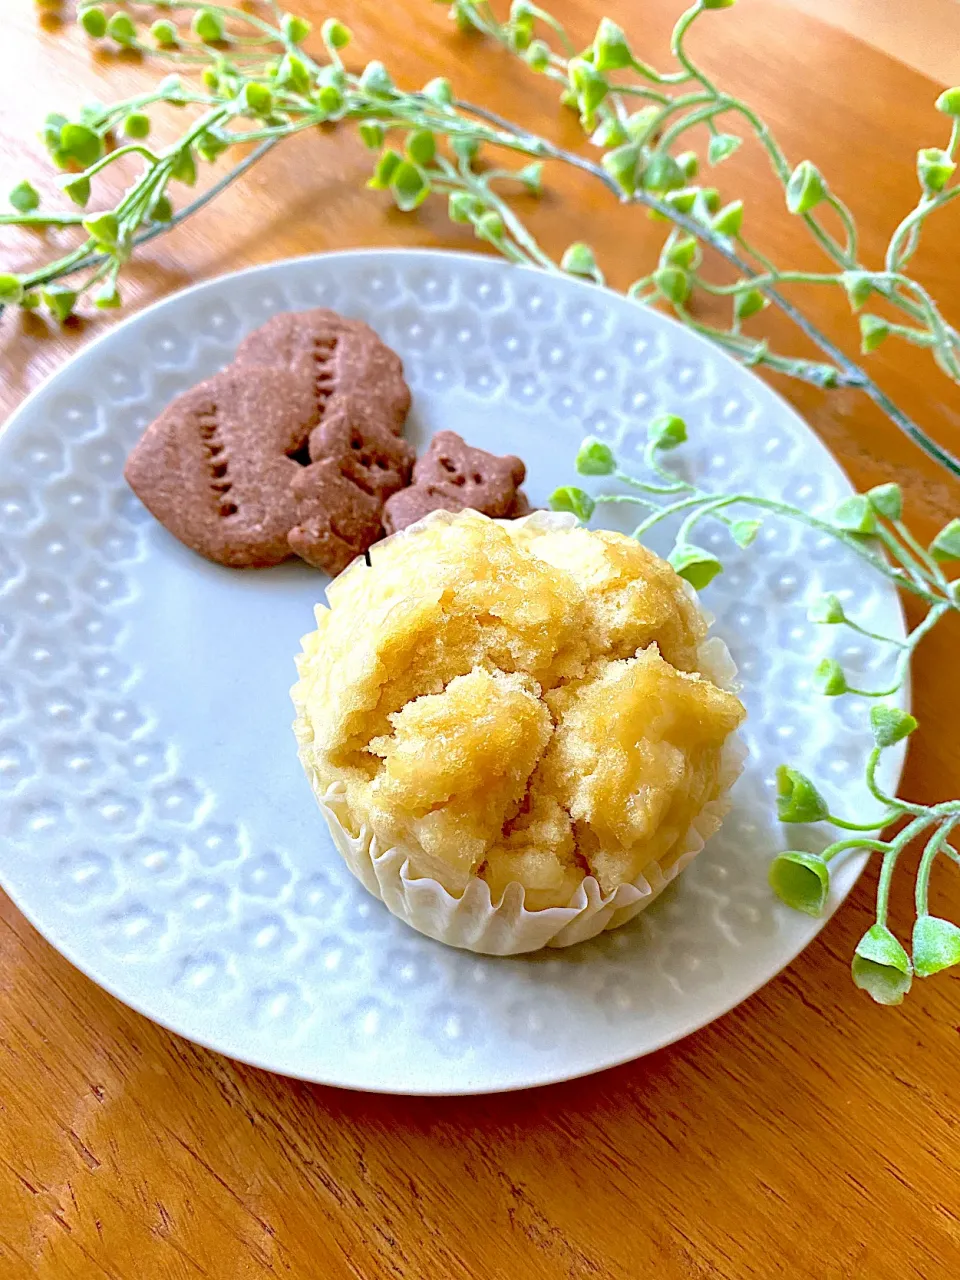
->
left=3, top=0, right=960, bottom=475
left=4, top=0, right=960, bottom=998
left=554, top=423, right=960, bottom=1004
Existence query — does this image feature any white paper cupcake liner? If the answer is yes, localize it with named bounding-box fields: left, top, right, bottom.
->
left=293, top=508, right=747, bottom=955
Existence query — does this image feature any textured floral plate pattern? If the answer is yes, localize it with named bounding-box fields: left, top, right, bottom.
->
left=0, top=251, right=904, bottom=1094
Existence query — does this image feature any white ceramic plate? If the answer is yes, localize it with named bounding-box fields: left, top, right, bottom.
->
left=0, top=250, right=905, bottom=1094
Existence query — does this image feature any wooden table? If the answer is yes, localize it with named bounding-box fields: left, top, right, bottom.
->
left=3, top=2, right=960, bottom=1276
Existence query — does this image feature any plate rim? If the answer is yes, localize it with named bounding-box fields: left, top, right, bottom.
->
left=0, top=247, right=908, bottom=1094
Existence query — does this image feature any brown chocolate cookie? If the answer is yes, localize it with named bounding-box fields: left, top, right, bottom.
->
left=308, top=396, right=415, bottom=505
left=285, top=395, right=416, bottom=573
left=234, top=309, right=411, bottom=435
left=382, top=431, right=530, bottom=535
left=124, top=366, right=321, bottom=568
left=506, top=489, right=532, bottom=518
left=287, top=458, right=383, bottom=576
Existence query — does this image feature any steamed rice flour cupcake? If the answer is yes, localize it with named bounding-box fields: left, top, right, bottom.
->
left=292, top=509, right=746, bottom=954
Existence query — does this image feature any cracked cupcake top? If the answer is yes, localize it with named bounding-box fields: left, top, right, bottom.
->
left=293, top=510, right=745, bottom=909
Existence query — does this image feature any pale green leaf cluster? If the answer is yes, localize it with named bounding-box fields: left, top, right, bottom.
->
left=552, top=416, right=960, bottom=1004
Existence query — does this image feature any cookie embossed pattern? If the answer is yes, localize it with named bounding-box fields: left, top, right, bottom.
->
left=0, top=251, right=904, bottom=1094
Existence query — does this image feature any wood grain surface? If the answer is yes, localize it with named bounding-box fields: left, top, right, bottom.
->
left=2, top=2, right=960, bottom=1277
left=785, top=0, right=960, bottom=83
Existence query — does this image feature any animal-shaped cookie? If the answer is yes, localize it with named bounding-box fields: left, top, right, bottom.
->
left=382, top=431, right=530, bottom=535
left=289, top=396, right=415, bottom=573
left=234, top=309, right=411, bottom=435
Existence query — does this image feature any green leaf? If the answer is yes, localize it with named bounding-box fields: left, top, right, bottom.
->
left=82, top=211, right=120, bottom=248
left=841, top=270, right=873, bottom=311
left=41, top=286, right=77, bottom=324
left=59, top=122, right=103, bottom=168
left=768, top=851, right=830, bottom=915
left=0, top=275, right=24, bottom=305
left=576, top=437, right=616, bottom=476
left=935, top=87, right=960, bottom=116
left=150, top=193, right=173, bottom=223
left=734, top=287, right=766, bottom=322
left=516, top=161, right=543, bottom=193
left=912, top=915, right=960, bottom=977
left=917, top=147, right=955, bottom=194
left=600, top=142, right=641, bottom=195
left=285, top=14, right=314, bottom=44
left=568, top=58, right=608, bottom=114
left=79, top=5, right=108, bottom=38
left=422, top=76, right=453, bottom=106
left=624, top=106, right=660, bottom=145
left=708, top=133, right=741, bottom=164
left=662, top=187, right=698, bottom=214
left=509, top=14, right=533, bottom=52
left=525, top=39, right=550, bottom=72
left=647, top=413, right=687, bottom=450
left=158, top=74, right=187, bottom=103
left=642, top=152, right=685, bottom=194
left=123, top=112, right=151, bottom=139
left=870, top=704, right=917, bottom=749
left=61, top=174, right=91, bottom=207
left=800, top=363, right=841, bottom=389
left=171, top=147, right=197, bottom=187
left=94, top=280, right=122, bottom=310
left=676, top=150, right=698, bottom=180
left=591, top=117, right=627, bottom=149
left=852, top=924, right=912, bottom=1005
left=729, top=518, right=761, bottom=548
left=550, top=486, right=595, bottom=522
left=560, top=242, right=599, bottom=278
left=447, top=190, right=479, bottom=223
left=930, top=518, right=960, bottom=562
left=653, top=266, right=691, bottom=306
left=475, top=210, right=504, bottom=241
left=196, top=131, right=228, bottom=164
left=785, top=159, right=825, bottom=214
left=243, top=82, right=274, bottom=115
left=358, top=121, right=384, bottom=150
left=859, top=313, right=889, bottom=354
left=151, top=20, right=178, bottom=48
left=711, top=199, right=744, bottom=237
left=832, top=494, right=877, bottom=534
left=367, top=148, right=403, bottom=191
left=592, top=17, right=633, bottom=71
left=41, top=113, right=68, bottom=162
left=775, top=766, right=830, bottom=824
left=390, top=161, right=429, bottom=212
left=668, top=543, right=723, bottom=590
left=106, top=11, right=137, bottom=45
left=406, top=130, right=436, bottom=166
left=807, top=592, right=846, bottom=625
left=359, top=61, right=394, bottom=96
left=814, top=658, right=848, bottom=697
left=452, top=136, right=480, bottom=163
left=192, top=8, right=225, bottom=43
left=702, top=0, right=737, bottom=8
left=866, top=483, right=902, bottom=521
left=450, top=0, right=476, bottom=30
left=9, top=181, right=40, bottom=214
left=665, top=235, right=698, bottom=270
left=278, top=53, right=311, bottom=95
